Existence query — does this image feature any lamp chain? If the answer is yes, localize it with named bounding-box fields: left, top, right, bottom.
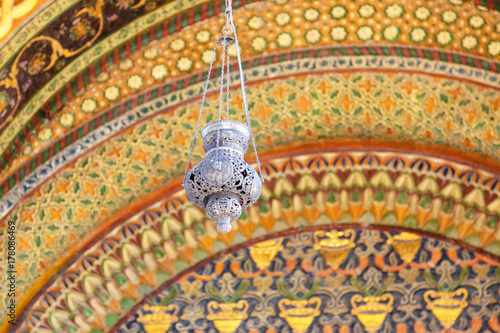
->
left=226, top=0, right=265, bottom=183
left=226, top=48, right=230, bottom=120
left=183, top=41, right=219, bottom=186
left=184, top=0, right=265, bottom=185
left=215, top=42, right=227, bottom=166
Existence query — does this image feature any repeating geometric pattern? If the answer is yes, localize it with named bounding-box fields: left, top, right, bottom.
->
left=1, top=0, right=500, bottom=64
left=2, top=54, right=500, bottom=202
left=2, top=0, right=500, bottom=330
left=2, top=0, right=500, bottom=176
left=3, top=67, right=500, bottom=192
left=3, top=70, right=500, bottom=320
left=14, top=151, right=500, bottom=332
left=120, top=230, right=500, bottom=333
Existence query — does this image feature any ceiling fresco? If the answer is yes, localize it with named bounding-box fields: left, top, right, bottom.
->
left=2, top=66, right=500, bottom=202
left=8, top=150, right=500, bottom=332
left=0, top=0, right=500, bottom=331
left=117, top=229, right=500, bottom=333
left=2, top=0, right=500, bottom=177
left=2, top=69, right=500, bottom=320
left=2, top=53, right=500, bottom=201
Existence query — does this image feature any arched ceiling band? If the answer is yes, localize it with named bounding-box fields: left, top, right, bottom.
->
left=1, top=0, right=499, bottom=162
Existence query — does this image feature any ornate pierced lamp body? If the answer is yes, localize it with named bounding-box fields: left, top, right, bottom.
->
left=184, top=120, right=262, bottom=232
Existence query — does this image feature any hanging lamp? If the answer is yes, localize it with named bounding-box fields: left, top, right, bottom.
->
left=182, top=0, right=264, bottom=233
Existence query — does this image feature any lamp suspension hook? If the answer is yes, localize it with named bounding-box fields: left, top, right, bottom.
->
left=223, top=0, right=233, bottom=36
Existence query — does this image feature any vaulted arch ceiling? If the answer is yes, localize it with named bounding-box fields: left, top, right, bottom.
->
left=1, top=0, right=500, bottom=331
left=12, top=150, right=500, bottom=332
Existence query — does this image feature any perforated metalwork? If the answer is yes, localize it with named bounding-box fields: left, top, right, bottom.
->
left=184, top=120, right=262, bottom=217
left=206, top=194, right=242, bottom=233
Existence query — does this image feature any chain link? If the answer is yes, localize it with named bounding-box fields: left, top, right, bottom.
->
left=226, top=48, right=230, bottom=120
left=228, top=2, right=265, bottom=183
left=215, top=42, right=227, bottom=165
left=183, top=41, right=219, bottom=185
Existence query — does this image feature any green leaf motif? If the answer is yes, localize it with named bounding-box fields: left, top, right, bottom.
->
left=350, top=276, right=371, bottom=297
left=160, top=286, right=178, bottom=305
left=277, top=279, right=299, bottom=300
left=446, top=267, right=469, bottom=292
left=229, top=280, right=250, bottom=303
left=373, top=274, right=395, bottom=297
left=205, top=284, right=227, bottom=303
left=495, top=267, right=500, bottom=279
left=301, top=280, right=320, bottom=300
left=423, top=270, right=441, bottom=290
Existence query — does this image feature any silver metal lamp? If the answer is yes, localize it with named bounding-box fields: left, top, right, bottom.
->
left=183, top=0, right=264, bottom=233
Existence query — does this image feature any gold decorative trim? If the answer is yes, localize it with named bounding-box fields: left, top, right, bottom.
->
left=0, top=0, right=79, bottom=69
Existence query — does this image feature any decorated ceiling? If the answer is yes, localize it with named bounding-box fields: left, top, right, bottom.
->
left=120, top=229, right=500, bottom=333
left=1, top=0, right=500, bottom=332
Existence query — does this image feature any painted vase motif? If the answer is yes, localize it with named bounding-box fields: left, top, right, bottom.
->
left=351, top=294, right=393, bottom=332
left=314, top=230, right=355, bottom=269
left=386, top=232, right=421, bottom=263
left=278, top=297, right=321, bottom=333
left=424, top=288, right=468, bottom=329
left=249, top=238, right=283, bottom=270
left=207, top=300, right=249, bottom=333
left=137, top=304, right=179, bottom=333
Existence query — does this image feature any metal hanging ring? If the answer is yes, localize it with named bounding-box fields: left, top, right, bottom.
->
left=217, top=35, right=235, bottom=46
left=222, top=27, right=233, bottom=36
